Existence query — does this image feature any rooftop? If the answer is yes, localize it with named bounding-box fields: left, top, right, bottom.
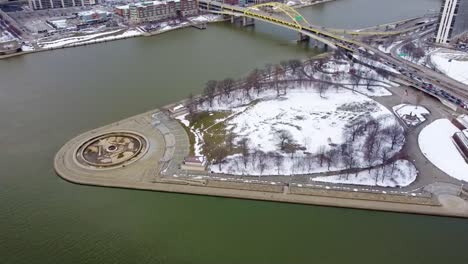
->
left=0, top=30, right=16, bottom=43
left=116, top=0, right=181, bottom=9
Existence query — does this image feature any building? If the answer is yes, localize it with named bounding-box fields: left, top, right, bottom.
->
left=0, top=30, right=20, bottom=55
left=28, top=0, right=97, bottom=10
left=435, top=0, right=468, bottom=44
left=181, top=156, right=207, bottom=171
left=78, top=10, right=111, bottom=24
left=115, top=0, right=198, bottom=24
left=453, top=114, right=468, bottom=130
left=452, top=130, right=468, bottom=162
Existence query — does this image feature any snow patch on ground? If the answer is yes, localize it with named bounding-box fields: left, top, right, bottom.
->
left=38, top=28, right=142, bottom=49
left=418, top=119, right=468, bottom=182
left=430, top=49, right=468, bottom=85
left=311, top=160, right=417, bottom=187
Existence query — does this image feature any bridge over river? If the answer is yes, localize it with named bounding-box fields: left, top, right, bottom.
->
left=200, top=0, right=468, bottom=108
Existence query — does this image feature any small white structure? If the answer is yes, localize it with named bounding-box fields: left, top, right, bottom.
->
left=181, top=156, right=207, bottom=171
left=168, top=104, right=188, bottom=117
left=453, top=114, right=468, bottom=129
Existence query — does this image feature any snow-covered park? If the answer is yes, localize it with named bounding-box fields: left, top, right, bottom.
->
left=392, top=104, right=429, bottom=126
left=430, top=49, right=468, bottom=85
left=174, top=55, right=418, bottom=186
left=419, top=119, right=468, bottom=182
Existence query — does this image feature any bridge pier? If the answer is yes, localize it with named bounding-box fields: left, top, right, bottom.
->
left=242, top=16, right=255, bottom=27
left=297, top=33, right=310, bottom=43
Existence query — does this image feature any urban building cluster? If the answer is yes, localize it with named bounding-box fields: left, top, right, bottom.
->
left=435, top=0, right=468, bottom=44
left=114, top=0, right=198, bottom=24
left=28, top=0, right=97, bottom=10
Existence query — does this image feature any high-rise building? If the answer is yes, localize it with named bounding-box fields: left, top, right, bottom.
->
left=435, top=0, right=468, bottom=44
left=28, top=0, right=97, bottom=10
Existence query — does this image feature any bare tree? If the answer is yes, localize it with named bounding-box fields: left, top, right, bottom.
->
left=220, top=78, right=235, bottom=99
left=239, top=138, right=250, bottom=168
left=342, top=147, right=356, bottom=179
left=225, top=132, right=235, bottom=152
left=273, top=152, right=284, bottom=174
left=345, top=119, right=365, bottom=142
left=204, top=80, right=217, bottom=107
left=363, top=129, right=381, bottom=169
left=364, top=73, right=377, bottom=90
left=212, top=145, right=229, bottom=171
left=317, top=145, right=327, bottom=167
left=276, top=129, right=294, bottom=151
left=274, top=65, right=284, bottom=97
left=412, top=47, right=426, bottom=61
left=246, top=68, right=263, bottom=96
left=383, top=124, right=405, bottom=150
left=264, top=63, right=274, bottom=79
left=350, top=73, right=362, bottom=91
left=318, top=75, right=332, bottom=98
left=257, top=151, right=268, bottom=175
left=325, top=147, right=339, bottom=170
left=289, top=59, right=302, bottom=75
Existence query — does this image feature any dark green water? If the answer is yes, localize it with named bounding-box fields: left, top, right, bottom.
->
left=1, top=0, right=467, bottom=263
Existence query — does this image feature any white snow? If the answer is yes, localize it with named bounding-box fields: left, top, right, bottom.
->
left=204, top=87, right=403, bottom=176
left=430, top=49, right=468, bottom=85
left=0, top=30, right=16, bottom=42
left=49, top=19, right=68, bottom=29
left=392, top=104, right=429, bottom=126
left=311, top=160, right=418, bottom=187
left=418, top=119, right=468, bottom=182
left=38, top=29, right=142, bottom=49
left=189, top=14, right=223, bottom=23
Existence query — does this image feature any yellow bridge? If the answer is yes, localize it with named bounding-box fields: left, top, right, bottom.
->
left=198, top=0, right=432, bottom=51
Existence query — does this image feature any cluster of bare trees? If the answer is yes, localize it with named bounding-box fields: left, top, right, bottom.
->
left=400, top=42, right=426, bottom=61
left=194, top=55, right=356, bottom=111
left=208, top=115, right=406, bottom=176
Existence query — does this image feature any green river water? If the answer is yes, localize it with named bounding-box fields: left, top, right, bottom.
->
left=1, top=0, right=467, bottom=263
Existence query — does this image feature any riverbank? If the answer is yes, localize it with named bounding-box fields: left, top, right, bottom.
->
left=0, top=14, right=225, bottom=60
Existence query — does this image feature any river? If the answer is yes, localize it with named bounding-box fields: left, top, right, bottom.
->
left=1, top=0, right=467, bottom=263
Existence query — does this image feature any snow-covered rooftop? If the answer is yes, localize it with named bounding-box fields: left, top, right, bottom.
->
left=0, top=30, right=16, bottom=43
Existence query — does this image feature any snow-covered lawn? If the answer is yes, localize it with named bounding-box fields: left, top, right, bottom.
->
left=418, top=119, right=468, bottom=182
left=223, top=90, right=381, bottom=153
left=198, top=87, right=404, bottom=176
left=392, top=104, right=429, bottom=126
left=311, top=160, right=417, bottom=187
left=430, top=49, right=468, bottom=85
